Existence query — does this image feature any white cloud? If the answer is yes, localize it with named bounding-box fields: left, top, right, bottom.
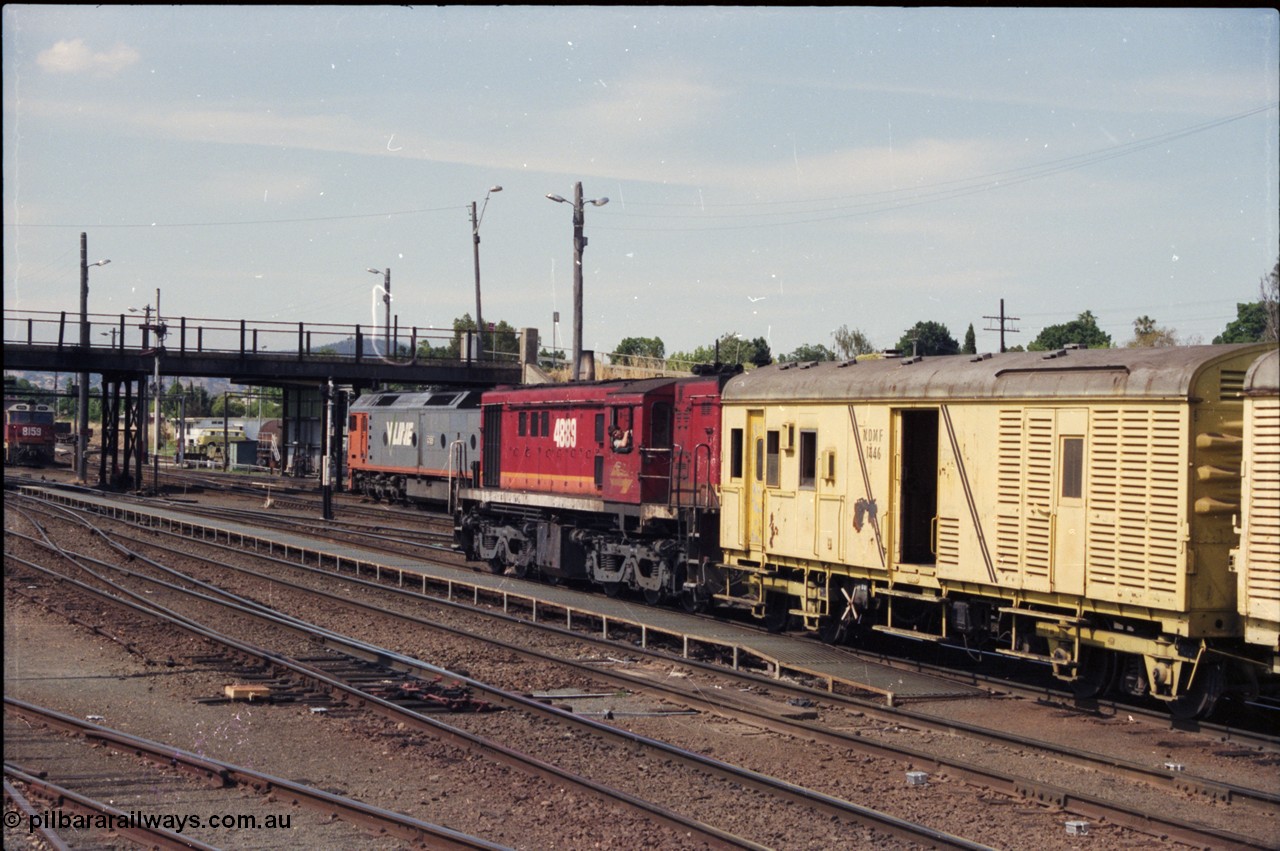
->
left=37, top=39, right=139, bottom=76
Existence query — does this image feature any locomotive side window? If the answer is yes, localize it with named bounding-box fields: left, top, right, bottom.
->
left=595, top=413, right=605, bottom=444
left=730, top=428, right=744, bottom=479
left=755, top=438, right=763, bottom=481
left=766, top=430, right=781, bottom=487
left=518, top=411, right=527, bottom=436
left=540, top=411, right=549, bottom=437
left=1061, top=436, right=1084, bottom=499
left=651, top=403, right=672, bottom=448
left=799, top=430, right=817, bottom=489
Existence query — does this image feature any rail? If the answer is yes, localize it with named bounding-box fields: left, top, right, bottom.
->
left=4, top=308, right=522, bottom=366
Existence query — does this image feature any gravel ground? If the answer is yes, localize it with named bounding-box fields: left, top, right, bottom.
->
left=6, top=470, right=1278, bottom=850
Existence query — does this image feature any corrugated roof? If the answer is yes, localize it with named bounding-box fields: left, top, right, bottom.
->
left=1244, top=347, right=1279, bottom=395
left=722, top=344, right=1271, bottom=403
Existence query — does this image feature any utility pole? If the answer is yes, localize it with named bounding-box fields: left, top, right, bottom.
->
left=77, top=233, right=110, bottom=483
left=78, top=234, right=90, bottom=483
left=546, top=182, right=608, bottom=381
left=382, top=269, right=391, bottom=356
left=571, top=182, right=585, bottom=379
left=322, top=378, right=334, bottom=521
left=470, top=186, right=502, bottom=361
left=145, top=289, right=166, bottom=494
left=983, top=298, right=1021, bottom=353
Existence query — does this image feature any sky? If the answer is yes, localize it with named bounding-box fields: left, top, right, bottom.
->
left=3, top=6, right=1277, bottom=362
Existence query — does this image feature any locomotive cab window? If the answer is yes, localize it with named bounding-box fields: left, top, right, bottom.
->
left=1061, top=437, right=1084, bottom=500
left=610, top=407, right=634, bottom=453
left=650, top=403, right=672, bottom=449
left=799, top=430, right=817, bottom=489
left=518, top=411, right=527, bottom=437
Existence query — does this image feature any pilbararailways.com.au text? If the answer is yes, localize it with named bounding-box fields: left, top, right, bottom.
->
left=5, top=808, right=293, bottom=834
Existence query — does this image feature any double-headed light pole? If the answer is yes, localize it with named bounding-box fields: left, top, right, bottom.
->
left=546, top=182, right=608, bottom=381
left=365, top=267, right=391, bottom=356
left=470, top=186, right=502, bottom=361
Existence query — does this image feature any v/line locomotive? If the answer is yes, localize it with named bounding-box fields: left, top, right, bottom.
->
left=347, top=389, right=483, bottom=505
left=348, top=343, right=1279, bottom=719
left=4, top=400, right=58, bottom=465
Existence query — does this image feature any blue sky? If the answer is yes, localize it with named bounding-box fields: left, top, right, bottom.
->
left=4, top=6, right=1277, bottom=360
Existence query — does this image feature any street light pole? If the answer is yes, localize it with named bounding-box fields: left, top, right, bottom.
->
left=77, top=233, right=110, bottom=484
left=470, top=185, right=502, bottom=361
left=365, top=267, right=391, bottom=356
left=546, top=183, right=608, bottom=381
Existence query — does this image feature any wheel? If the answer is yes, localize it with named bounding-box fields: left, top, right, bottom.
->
left=763, top=593, right=789, bottom=633
left=601, top=582, right=622, bottom=598
left=1071, top=646, right=1116, bottom=700
left=487, top=556, right=505, bottom=575
left=675, top=565, right=705, bottom=613
left=1115, top=654, right=1149, bottom=699
left=1168, top=660, right=1226, bottom=721
left=680, top=591, right=704, bottom=613
left=643, top=587, right=663, bottom=606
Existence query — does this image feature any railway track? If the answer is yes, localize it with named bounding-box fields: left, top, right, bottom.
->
left=7, top=500, right=992, bottom=850
left=5, top=698, right=502, bottom=850
left=8, top=490, right=1278, bottom=849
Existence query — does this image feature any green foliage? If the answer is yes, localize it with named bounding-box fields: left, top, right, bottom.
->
left=1214, top=301, right=1269, bottom=344
left=896, top=321, right=959, bottom=357
left=613, top=336, right=666, bottom=364
left=779, top=343, right=836, bottom=362
left=538, top=348, right=567, bottom=369
left=1028, top=310, right=1112, bottom=351
left=832, top=325, right=876, bottom=359
left=1128, top=315, right=1179, bottom=348
left=962, top=323, right=977, bottom=355
left=418, top=314, right=519, bottom=359
left=211, top=394, right=246, bottom=418
left=669, top=332, right=772, bottom=368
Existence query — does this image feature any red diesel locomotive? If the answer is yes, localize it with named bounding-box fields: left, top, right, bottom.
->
left=4, top=401, right=58, bottom=466
left=454, top=371, right=736, bottom=605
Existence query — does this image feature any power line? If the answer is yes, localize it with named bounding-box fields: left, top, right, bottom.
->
left=4, top=103, right=1274, bottom=233
left=983, top=299, right=1021, bottom=353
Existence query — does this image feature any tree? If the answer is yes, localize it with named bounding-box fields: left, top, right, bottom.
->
left=962, top=323, right=977, bottom=355
left=210, top=394, right=245, bottom=418
left=1265, top=258, right=1280, bottom=342
left=538, top=347, right=567, bottom=369
left=1214, top=302, right=1269, bottom=344
left=1128, top=315, right=1179, bottom=348
left=613, top=336, right=666, bottom=365
left=183, top=381, right=213, bottom=418
left=1029, top=310, right=1112, bottom=351
left=669, top=332, right=772, bottom=369
left=779, top=343, right=836, bottom=362
left=1215, top=261, right=1279, bottom=344
left=896, top=321, right=959, bottom=357
left=418, top=314, right=519, bottom=360
left=831, top=325, right=876, bottom=359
